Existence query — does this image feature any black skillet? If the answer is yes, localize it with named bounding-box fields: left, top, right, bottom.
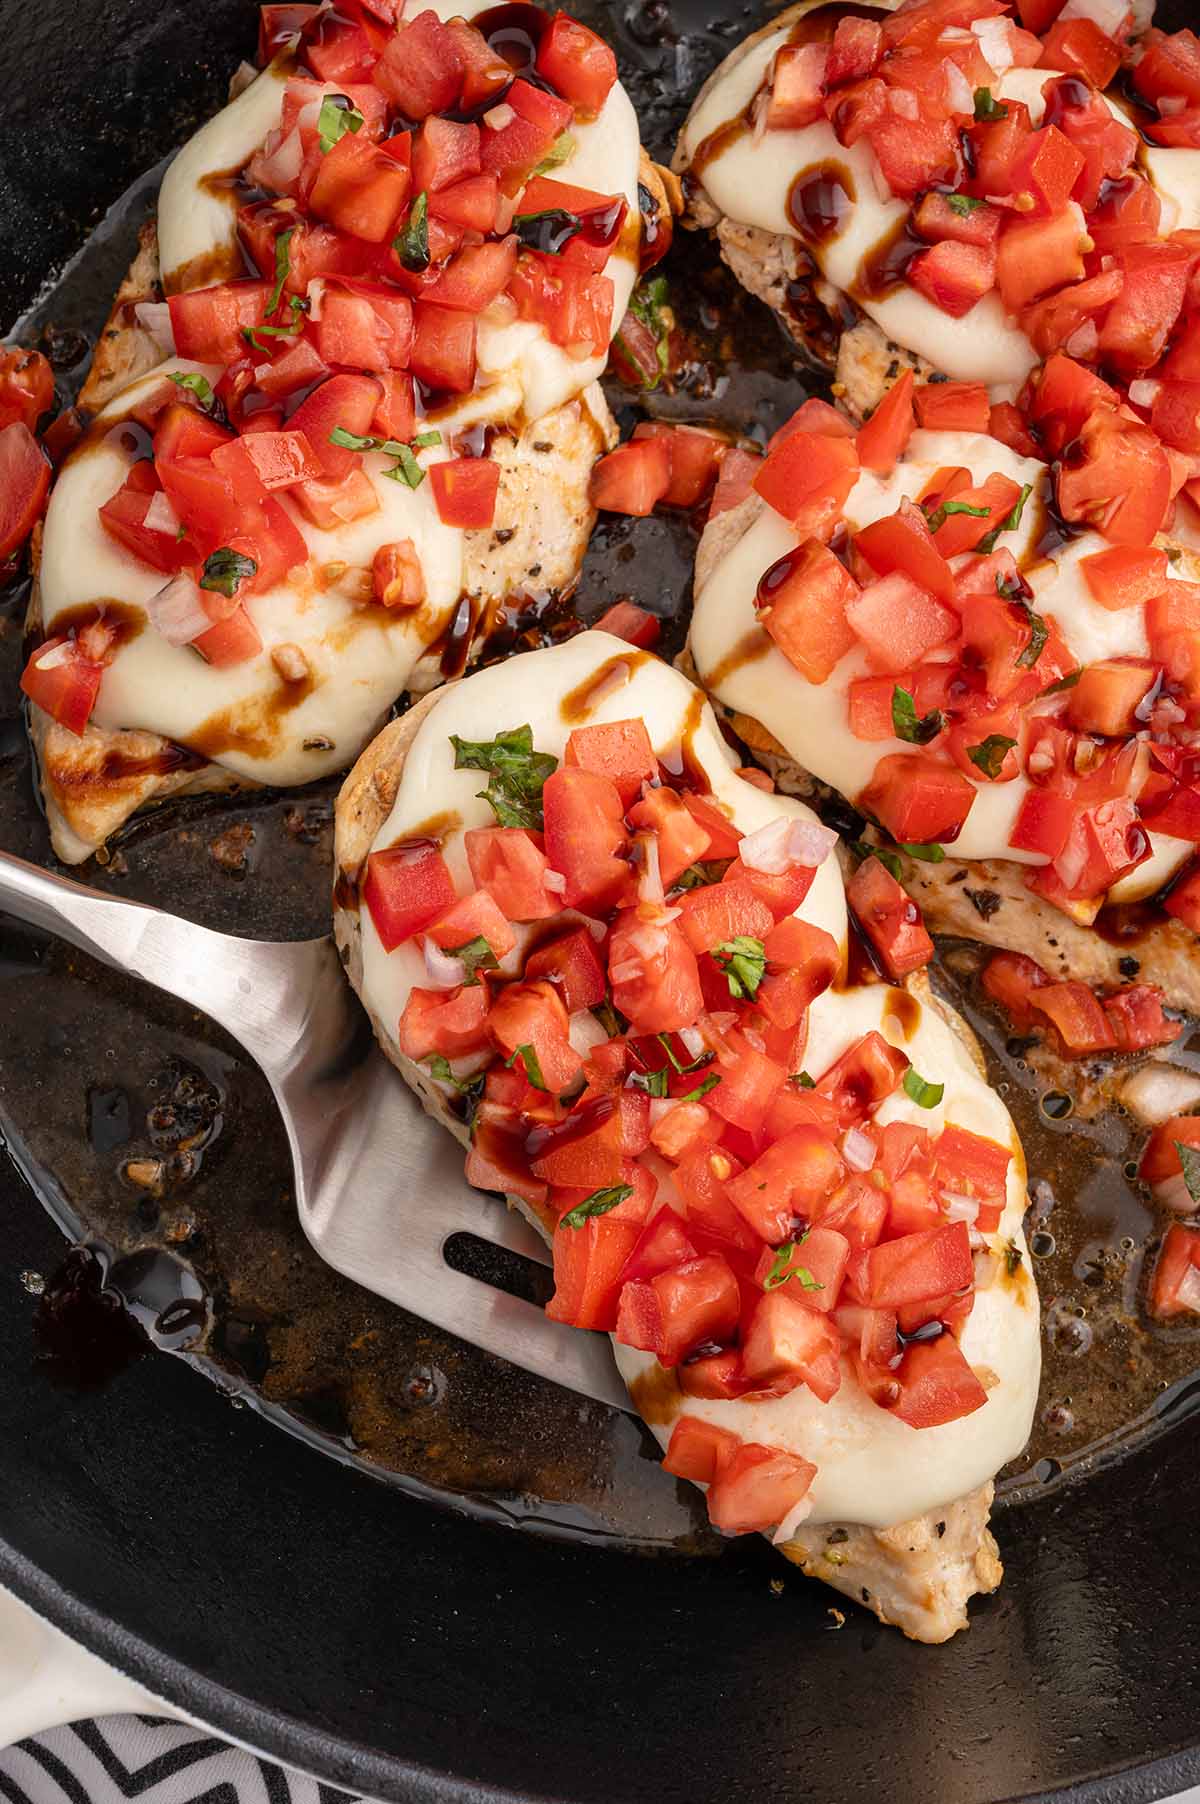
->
left=4, top=1, right=1200, bottom=1799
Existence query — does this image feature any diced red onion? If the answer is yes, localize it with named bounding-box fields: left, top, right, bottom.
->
left=637, top=831, right=665, bottom=907
left=647, top=1098, right=677, bottom=1126
left=146, top=573, right=211, bottom=647
left=422, top=939, right=467, bottom=989
left=1054, top=832, right=1088, bottom=892
left=33, top=640, right=75, bottom=673
left=134, top=303, right=175, bottom=353
left=1176, top=1263, right=1200, bottom=1312
left=305, top=277, right=327, bottom=321
left=971, top=16, right=1014, bottom=73
left=253, top=124, right=304, bottom=192
left=143, top=491, right=179, bottom=536
left=944, top=1192, right=981, bottom=1226
left=973, top=1249, right=997, bottom=1289
left=543, top=868, right=567, bottom=894
left=484, top=103, right=515, bottom=129
left=625, top=919, right=668, bottom=961
left=968, top=1226, right=988, bottom=1252
left=890, top=88, right=919, bottom=119
left=1128, top=379, right=1161, bottom=408
left=942, top=58, right=975, bottom=115
left=843, top=1126, right=876, bottom=1173
left=229, top=59, right=259, bottom=100
left=1061, top=0, right=1129, bottom=33
left=483, top=292, right=519, bottom=326
left=1064, top=322, right=1100, bottom=360
left=739, top=815, right=836, bottom=875
left=772, top=1496, right=814, bottom=1545
left=679, top=1026, right=706, bottom=1060
left=609, top=960, right=642, bottom=985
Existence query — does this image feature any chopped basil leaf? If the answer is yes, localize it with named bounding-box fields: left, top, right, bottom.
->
left=849, top=839, right=902, bottom=880
left=384, top=443, right=425, bottom=488
left=167, top=371, right=214, bottom=407
left=394, top=191, right=430, bottom=272
left=511, top=206, right=583, bottom=255
left=976, top=481, right=1033, bottom=554
left=447, top=934, right=498, bottom=984
left=1043, top=667, right=1081, bottom=694
left=923, top=498, right=989, bottom=533
left=763, top=1240, right=821, bottom=1292
left=947, top=193, right=985, bottom=215
left=317, top=96, right=364, bottom=156
left=505, top=1042, right=547, bottom=1091
left=712, top=934, right=767, bottom=1001
left=1004, top=1238, right=1024, bottom=1276
left=1175, top=1141, right=1200, bottom=1204
left=329, top=424, right=443, bottom=488
left=656, top=1032, right=713, bottom=1076
left=1014, top=600, right=1049, bottom=669
left=412, top=429, right=442, bottom=449
left=630, top=1065, right=670, bottom=1098
left=891, top=684, right=945, bottom=746
left=967, top=734, right=1017, bottom=780
left=199, top=546, right=256, bottom=599
left=591, top=998, right=625, bottom=1037
left=427, top=1053, right=485, bottom=1096
left=791, top=1071, right=815, bottom=1089
left=533, top=130, right=575, bottom=175
left=560, top=1183, right=633, bottom=1229
left=677, top=1072, right=722, bottom=1104
left=974, top=86, right=1008, bottom=120
left=903, top=1067, right=945, bottom=1109
left=266, top=227, right=295, bottom=315
left=672, top=858, right=732, bottom=892
left=900, top=841, right=945, bottom=863
left=451, top=723, right=557, bottom=830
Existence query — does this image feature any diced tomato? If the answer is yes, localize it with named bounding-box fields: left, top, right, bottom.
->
left=911, top=381, right=989, bottom=435
left=863, top=1222, right=972, bottom=1310
left=933, top=1123, right=1011, bottom=1230
left=426, top=173, right=499, bottom=236
left=908, top=240, right=995, bottom=319
left=759, top=916, right=838, bottom=1019
left=256, top=339, right=331, bottom=402
left=524, top=927, right=607, bottom=1013
left=608, top=912, right=703, bottom=1035
left=1140, top=1114, right=1200, bottom=1191
left=699, top=1031, right=783, bottom=1135
left=1032, top=981, right=1117, bottom=1055
left=546, top=1213, right=642, bottom=1331
left=756, top=537, right=859, bottom=683
left=859, top=751, right=975, bottom=845
left=1057, top=411, right=1171, bottom=547
left=1099, top=243, right=1193, bottom=375
left=508, top=249, right=614, bottom=355
left=753, top=428, right=859, bottom=538
left=1081, top=546, right=1169, bottom=612
left=1149, top=1223, right=1200, bottom=1321
left=372, top=538, right=425, bottom=608
left=532, top=1092, right=649, bottom=1189
left=866, top=111, right=961, bottom=200
left=487, top=979, right=582, bottom=1094
left=847, top=856, right=933, bottom=981
left=167, top=280, right=272, bottom=366
left=465, top=826, right=558, bottom=920
left=589, top=437, right=671, bottom=517
left=996, top=205, right=1087, bottom=314
left=677, top=880, right=774, bottom=957
left=409, top=304, right=477, bottom=393
left=316, top=285, right=413, bottom=369
left=616, top=1253, right=741, bottom=1367
left=211, top=429, right=321, bottom=492
left=848, top=675, right=898, bottom=742
left=20, top=636, right=103, bottom=735
left=628, top=787, right=711, bottom=886
left=191, top=602, right=263, bottom=667
left=426, top=889, right=516, bottom=964
left=1039, top=16, right=1122, bottom=88
left=287, top=372, right=382, bottom=480
left=886, top=1333, right=988, bottom=1428
left=705, top=1441, right=817, bottom=1535
left=398, top=979, right=492, bottom=1062
left=481, top=80, right=573, bottom=189
left=982, top=948, right=1050, bottom=1031
left=1104, top=986, right=1177, bottom=1054
left=739, top=1289, right=841, bottom=1403
left=535, top=10, right=616, bottom=115
left=309, top=131, right=412, bottom=241
left=561, top=720, right=656, bottom=814
left=933, top=472, right=1024, bottom=558
left=662, top=1414, right=739, bottom=1486
left=428, top=457, right=500, bottom=528
left=590, top=601, right=661, bottom=648
left=725, top=1125, right=842, bottom=1244
left=1065, top=659, right=1160, bottom=738
left=913, top=191, right=1000, bottom=252
left=752, top=1225, right=849, bottom=1313
left=1027, top=351, right=1118, bottom=458
left=542, top=766, right=627, bottom=913
left=854, top=498, right=955, bottom=604
left=988, top=402, right=1043, bottom=461
left=0, top=347, right=53, bottom=433
left=816, top=1031, right=909, bottom=1127
left=363, top=840, right=457, bottom=952
left=1088, top=175, right=1162, bottom=256
left=826, top=15, right=882, bottom=85
left=856, top=369, right=914, bottom=476
left=98, top=467, right=192, bottom=574
left=371, top=8, right=463, bottom=115
left=629, top=423, right=723, bottom=509
left=766, top=42, right=828, bottom=130
left=846, top=572, right=958, bottom=672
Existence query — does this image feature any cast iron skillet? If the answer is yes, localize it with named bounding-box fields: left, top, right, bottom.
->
left=4, top=2, right=1200, bottom=1799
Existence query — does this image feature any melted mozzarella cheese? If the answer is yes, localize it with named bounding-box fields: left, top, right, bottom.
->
left=157, top=0, right=642, bottom=421
left=357, top=632, right=1040, bottom=1529
left=40, top=362, right=471, bottom=786
left=691, top=429, right=1196, bottom=894
left=681, top=29, right=1195, bottom=390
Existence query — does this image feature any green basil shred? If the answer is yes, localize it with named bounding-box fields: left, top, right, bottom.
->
left=892, top=684, right=945, bottom=746
left=712, top=935, right=767, bottom=1001
left=967, top=734, right=1017, bottom=779
left=450, top=724, right=557, bottom=829
left=560, top=1184, right=633, bottom=1229
left=903, top=1068, right=945, bottom=1109
left=199, top=547, right=256, bottom=599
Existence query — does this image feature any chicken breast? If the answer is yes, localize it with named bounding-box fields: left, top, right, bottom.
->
left=331, top=633, right=1041, bottom=1641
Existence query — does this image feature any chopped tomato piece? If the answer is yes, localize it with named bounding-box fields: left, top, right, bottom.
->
left=865, top=111, right=961, bottom=200
left=1164, top=861, right=1200, bottom=933
left=854, top=498, right=954, bottom=604
left=590, top=601, right=661, bottom=647
left=1032, top=981, right=1117, bottom=1055
left=364, top=841, right=457, bottom=951
left=167, top=280, right=272, bottom=366
left=429, top=458, right=500, bottom=528
left=398, top=983, right=490, bottom=1062
left=982, top=949, right=1049, bottom=1031
left=288, top=372, right=382, bottom=479
left=532, top=1092, right=650, bottom=1190
left=524, top=927, right=606, bottom=1013
left=1081, top=546, right=1169, bottom=612
left=739, top=1289, right=841, bottom=1403
left=886, top=1333, right=988, bottom=1428
left=726, top=1125, right=843, bottom=1244
left=589, top=437, right=671, bottom=516
left=20, top=636, right=103, bottom=736
left=846, top=572, right=958, bottom=672
left=427, top=888, right=516, bottom=962
left=1099, top=243, right=1193, bottom=375
left=996, top=205, right=1087, bottom=314
left=1149, top=1224, right=1200, bottom=1321
left=1140, top=1115, right=1200, bottom=1190
left=766, top=42, right=828, bottom=129
left=535, top=10, right=617, bottom=115
left=1039, top=16, right=1122, bottom=88
left=371, top=8, right=464, bottom=116
left=1057, top=411, right=1171, bottom=547
left=466, top=826, right=559, bottom=921
left=816, top=1031, right=909, bottom=1127
left=908, top=240, right=995, bottom=318
left=662, top=1415, right=740, bottom=1486
left=912, top=192, right=1000, bottom=252
left=542, top=766, right=627, bottom=913
left=616, top=1253, right=741, bottom=1367
left=847, top=856, right=933, bottom=981
left=487, top=979, right=582, bottom=1094
left=704, top=1031, right=786, bottom=1134
left=628, top=787, right=711, bottom=886
left=564, top=718, right=656, bottom=808
left=0, top=348, right=53, bottom=433
left=631, top=423, right=724, bottom=508
left=677, top=880, right=774, bottom=956
left=856, top=369, right=914, bottom=475
left=1066, top=659, right=1160, bottom=738
left=546, top=1214, right=642, bottom=1331
left=753, top=428, right=859, bottom=538
left=608, top=912, right=703, bottom=1035
left=912, top=380, right=990, bottom=434
left=826, top=15, right=882, bottom=84
left=859, top=752, right=975, bottom=845
left=372, top=539, right=425, bottom=608
left=756, top=538, right=859, bottom=683
left=863, top=1222, right=973, bottom=1309
left=409, top=304, right=477, bottom=393
left=705, top=1442, right=817, bottom=1535
left=1104, top=986, right=1177, bottom=1054
left=309, top=131, right=412, bottom=241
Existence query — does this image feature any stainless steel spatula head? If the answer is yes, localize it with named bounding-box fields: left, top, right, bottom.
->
left=0, top=850, right=630, bottom=1410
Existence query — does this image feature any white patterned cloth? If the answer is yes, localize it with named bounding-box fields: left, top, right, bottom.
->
left=0, top=1718, right=359, bottom=1804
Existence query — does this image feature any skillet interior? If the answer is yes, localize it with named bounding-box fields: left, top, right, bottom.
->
left=4, top=0, right=1200, bottom=1797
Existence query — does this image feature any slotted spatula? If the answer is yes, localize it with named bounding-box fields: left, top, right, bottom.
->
left=0, top=848, right=630, bottom=1411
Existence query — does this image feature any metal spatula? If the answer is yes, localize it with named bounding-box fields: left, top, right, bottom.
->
left=0, top=848, right=630, bottom=1411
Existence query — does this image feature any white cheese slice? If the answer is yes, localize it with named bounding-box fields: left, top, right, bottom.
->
left=157, top=0, right=642, bottom=421
left=357, top=631, right=1040, bottom=1529
left=691, top=429, right=1195, bottom=895
left=680, top=36, right=1197, bottom=389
